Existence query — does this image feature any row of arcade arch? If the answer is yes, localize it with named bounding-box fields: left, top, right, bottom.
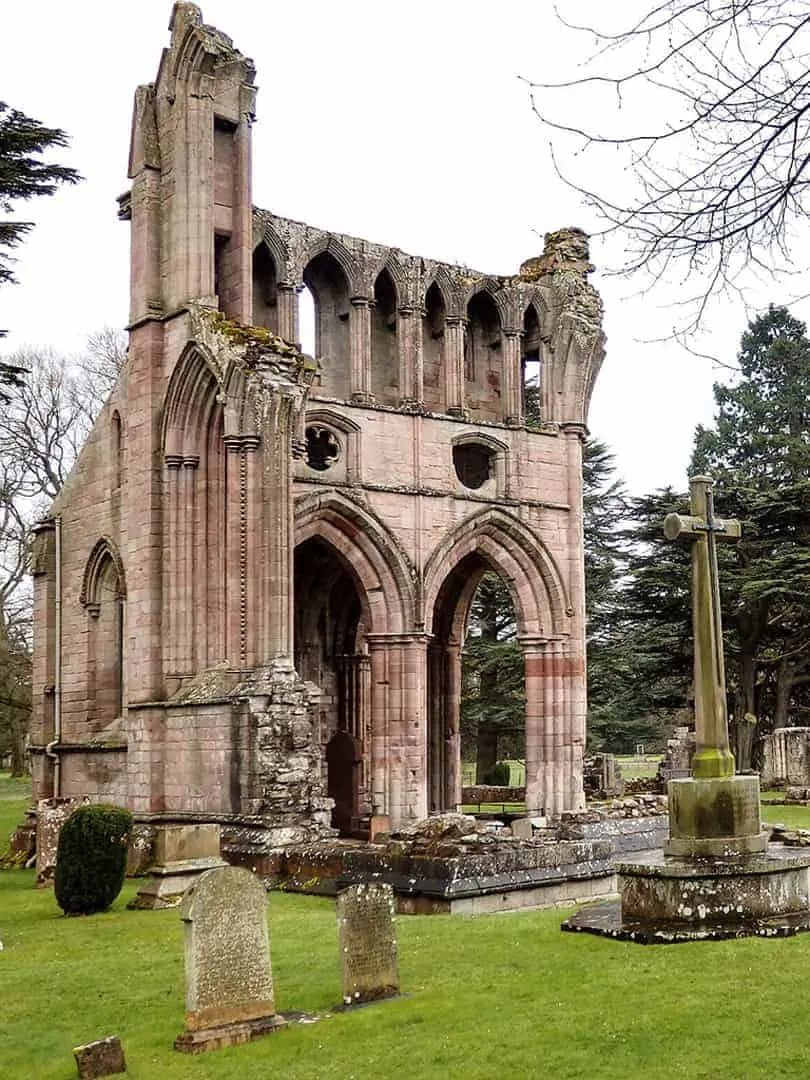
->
left=253, top=245, right=545, bottom=423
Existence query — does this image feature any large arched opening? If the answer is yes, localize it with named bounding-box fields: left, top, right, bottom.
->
left=293, top=536, right=369, bottom=836
left=428, top=552, right=525, bottom=811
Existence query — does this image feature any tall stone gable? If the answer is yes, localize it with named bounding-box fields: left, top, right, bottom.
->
left=30, top=3, right=605, bottom=855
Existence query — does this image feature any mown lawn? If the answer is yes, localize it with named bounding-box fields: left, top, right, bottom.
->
left=3, top=785, right=810, bottom=1079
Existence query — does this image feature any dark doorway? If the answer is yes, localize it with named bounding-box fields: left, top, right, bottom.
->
left=293, top=537, right=368, bottom=835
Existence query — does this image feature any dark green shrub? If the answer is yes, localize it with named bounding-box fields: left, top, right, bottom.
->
left=54, top=804, right=132, bottom=915
left=484, top=761, right=511, bottom=786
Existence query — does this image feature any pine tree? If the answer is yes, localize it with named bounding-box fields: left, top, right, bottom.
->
left=0, top=101, right=81, bottom=388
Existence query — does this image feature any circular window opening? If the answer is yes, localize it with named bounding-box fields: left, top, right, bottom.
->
left=305, top=425, right=341, bottom=471
left=453, top=443, right=494, bottom=490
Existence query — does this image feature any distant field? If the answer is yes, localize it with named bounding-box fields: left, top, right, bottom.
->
left=615, top=755, right=661, bottom=780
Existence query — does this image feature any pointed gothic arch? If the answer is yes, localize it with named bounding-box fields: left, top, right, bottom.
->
left=294, top=491, right=415, bottom=635
left=423, top=507, right=569, bottom=639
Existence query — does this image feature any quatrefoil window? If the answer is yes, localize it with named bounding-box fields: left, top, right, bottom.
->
left=305, top=425, right=341, bottom=471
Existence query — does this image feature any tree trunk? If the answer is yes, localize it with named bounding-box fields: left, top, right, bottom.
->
left=475, top=725, right=499, bottom=783
left=774, top=656, right=794, bottom=730
left=9, top=718, right=25, bottom=777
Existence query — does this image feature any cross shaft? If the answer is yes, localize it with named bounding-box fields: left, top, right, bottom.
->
left=663, top=475, right=741, bottom=780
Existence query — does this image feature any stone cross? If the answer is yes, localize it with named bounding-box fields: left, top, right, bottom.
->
left=663, top=475, right=741, bottom=780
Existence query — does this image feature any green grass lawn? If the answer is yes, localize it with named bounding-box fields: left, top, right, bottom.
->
left=616, top=755, right=662, bottom=780
left=4, top=785, right=810, bottom=1079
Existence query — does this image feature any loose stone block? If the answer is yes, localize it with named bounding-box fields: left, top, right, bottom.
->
left=72, top=1035, right=126, bottom=1078
left=129, top=824, right=226, bottom=909
left=337, top=882, right=399, bottom=1005
left=174, top=865, right=286, bottom=1053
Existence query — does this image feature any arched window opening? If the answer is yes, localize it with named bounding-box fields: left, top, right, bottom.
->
left=461, top=571, right=525, bottom=786
left=453, top=442, right=494, bottom=490
left=422, top=282, right=445, bottom=412
left=428, top=555, right=525, bottom=813
left=252, top=244, right=279, bottom=333
left=298, top=285, right=316, bottom=357
left=111, top=411, right=123, bottom=490
left=84, top=550, right=125, bottom=729
left=303, top=252, right=351, bottom=399
left=371, top=269, right=398, bottom=404
left=305, top=425, right=341, bottom=471
left=465, top=291, right=503, bottom=421
left=522, top=305, right=542, bottom=427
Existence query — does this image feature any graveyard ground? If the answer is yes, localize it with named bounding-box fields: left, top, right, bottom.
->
left=3, top=784, right=810, bottom=1078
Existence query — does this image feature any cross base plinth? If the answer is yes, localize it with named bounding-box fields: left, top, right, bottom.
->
left=664, top=775, right=768, bottom=857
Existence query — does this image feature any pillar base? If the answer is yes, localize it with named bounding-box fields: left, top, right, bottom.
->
left=665, top=774, right=767, bottom=857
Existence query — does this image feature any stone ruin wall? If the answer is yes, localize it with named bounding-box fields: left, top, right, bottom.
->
left=29, top=3, right=605, bottom=846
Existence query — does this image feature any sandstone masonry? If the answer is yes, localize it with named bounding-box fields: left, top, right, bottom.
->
left=29, top=4, right=605, bottom=851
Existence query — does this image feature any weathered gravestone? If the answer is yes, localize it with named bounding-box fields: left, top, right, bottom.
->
left=337, top=882, right=399, bottom=1006
left=72, top=1035, right=126, bottom=1078
left=36, top=797, right=89, bottom=887
left=174, top=866, right=287, bottom=1053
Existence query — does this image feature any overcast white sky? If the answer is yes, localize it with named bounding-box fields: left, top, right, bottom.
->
left=2, top=1, right=800, bottom=495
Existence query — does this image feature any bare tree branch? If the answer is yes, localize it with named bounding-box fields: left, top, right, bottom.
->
left=531, top=2, right=810, bottom=322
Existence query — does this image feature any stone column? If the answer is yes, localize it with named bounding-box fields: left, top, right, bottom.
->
left=366, top=633, right=428, bottom=826
left=255, top=391, right=302, bottom=663
left=444, top=316, right=466, bottom=416
left=277, top=283, right=298, bottom=343
left=502, top=329, right=522, bottom=424
left=397, top=306, right=420, bottom=407
left=562, top=422, right=588, bottom=810
left=223, top=436, right=246, bottom=667
left=522, top=635, right=549, bottom=814
left=179, top=455, right=199, bottom=673
left=164, top=455, right=183, bottom=675
left=241, top=437, right=261, bottom=668
left=350, top=297, right=372, bottom=402
left=443, top=640, right=463, bottom=810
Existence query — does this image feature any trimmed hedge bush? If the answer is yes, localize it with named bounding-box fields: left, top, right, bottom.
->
left=54, top=804, right=133, bottom=915
left=484, top=761, right=511, bottom=786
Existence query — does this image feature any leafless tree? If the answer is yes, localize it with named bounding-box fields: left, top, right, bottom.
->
left=530, top=2, right=810, bottom=320
left=0, top=331, right=125, bottom=772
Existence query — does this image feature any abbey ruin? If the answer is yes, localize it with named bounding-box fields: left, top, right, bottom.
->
left=29, top=4, right=605, bottom=855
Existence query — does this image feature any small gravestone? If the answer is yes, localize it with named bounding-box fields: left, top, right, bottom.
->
left=174, top=866, right=286, bottom=1053
left=72, top=1036, right=126, bottom=1078
left=36, top=797, right=88, bottom=887
left=337, top=882, right=399, bottom=1006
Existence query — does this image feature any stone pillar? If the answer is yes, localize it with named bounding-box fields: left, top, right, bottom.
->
left=502, top=330, right=522, bottom=424
left=277, top=283, right=299, bottom=343
left=226, top=104, right=254, bottom=324
left=126, top=87, right=162, bottom=323
left=242, top=437, right=261, bottom=668
left=367, top=634, right=428, bottom=827
left=30, top=522, right=57, bottom=800
left=397, top=306, right=420, bottom=407
left=223, top=436, right=246, bottom=667
left=350, top=297, right=372, bottom=402
left=444, top=316, right=466, bottom=416
left=444, top=640, right=463, bottom=811
left=255, top=392, right=301, bottom=663
left=180, top=455, right=199, bottom=672
left=164, top=455, right=183, bottom=674
left=562, top=422, right=588, bottom=809
left=522, top=636, right=582, bottom=816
